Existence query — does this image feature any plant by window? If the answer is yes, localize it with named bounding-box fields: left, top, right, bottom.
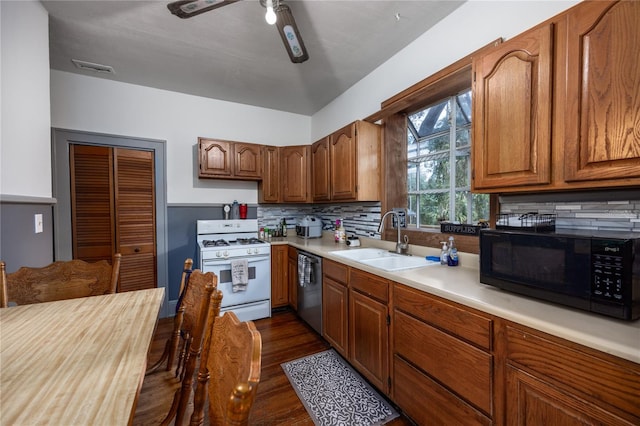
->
left=407, top=89, right=489, bottom=227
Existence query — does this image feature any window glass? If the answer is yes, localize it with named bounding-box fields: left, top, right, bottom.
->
left=407, top=89, right=489, bottom=227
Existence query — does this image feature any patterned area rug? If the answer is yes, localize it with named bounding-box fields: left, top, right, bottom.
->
left=281, top=349, right=399, bottom=426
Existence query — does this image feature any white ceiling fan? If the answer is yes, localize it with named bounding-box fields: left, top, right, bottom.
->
left=167, top=0, right=309, bottom=63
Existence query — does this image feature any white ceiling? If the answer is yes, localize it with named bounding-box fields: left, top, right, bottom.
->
left=42, top=0, right=465, bottom=115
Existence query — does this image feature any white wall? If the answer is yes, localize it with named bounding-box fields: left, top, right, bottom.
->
left=0, top=0, right=51, bottom=198
left=50, top=71, right=311, bottom=204
left=311, top=0, right=580, bottom=140
left=14, top=0, right=580, bottom=203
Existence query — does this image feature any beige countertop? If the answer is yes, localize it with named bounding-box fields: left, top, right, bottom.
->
left=273, top=233, right=640, bottom=364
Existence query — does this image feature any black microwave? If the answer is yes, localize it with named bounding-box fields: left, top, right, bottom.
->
left=480, top=228, right=640, bottom=321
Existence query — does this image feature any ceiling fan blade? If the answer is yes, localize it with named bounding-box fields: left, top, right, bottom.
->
left=167, top=0, right=239, bottom=19
left=274, top=3, right=309, bottom=63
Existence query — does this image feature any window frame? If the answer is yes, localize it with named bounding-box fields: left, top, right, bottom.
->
left=366, top=40, right=502, bottom=254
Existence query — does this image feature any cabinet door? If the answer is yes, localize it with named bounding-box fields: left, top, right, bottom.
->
left=349, top=289, right=389, bottom=393
left=287, top=246, right=298, bottom=310
left=199, top=138, right=232, bottom=177
left=506, top=365, right=635, bottom=425
left=234, top=143, right=261, bottom=178
left=311, top=137, right=331, bottom=202
left=259, top=145, right=280, bottom=203
left=282, top=145, right=310, bottom=203
left=330, top=123, right=358, bottom=200
left=563, top=1, right=640, bottom=182
left=472, top=24, right=553, bottom=190
left=270, top=245, right=288, bottom=308
left=113, top=148, right=157, bottom=292
left=322, top=277, right=348, bottom=358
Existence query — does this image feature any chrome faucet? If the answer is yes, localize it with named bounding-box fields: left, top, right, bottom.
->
left=378, top=210, right=406, bottom=254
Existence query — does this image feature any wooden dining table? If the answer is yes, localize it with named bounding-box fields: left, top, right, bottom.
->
left=0, top=287, right=164, bottom=425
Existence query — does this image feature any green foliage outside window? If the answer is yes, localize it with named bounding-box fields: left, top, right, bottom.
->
left=407, top=90, right=489, bottom=227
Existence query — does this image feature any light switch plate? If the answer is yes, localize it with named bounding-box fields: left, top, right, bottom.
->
left=35, top=214, right=43, bottom=233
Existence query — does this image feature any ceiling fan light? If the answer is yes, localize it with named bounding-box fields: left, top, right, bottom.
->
left=265, top=1, right=277, bottom=25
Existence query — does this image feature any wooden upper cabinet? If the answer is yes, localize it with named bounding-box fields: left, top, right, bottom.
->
left=234, top=142, right=261, bottom=178
left=329, top=120, right=381, bottom=201
left=281, top=145, right=311, bottom=203
left=472, top=23, right=553, bottom=191
left=198, top=138, right=261, bottom=180
left=562, top=0, right=640, bottom=183
left=199, top=138, right=232, bottom=177
left=472, top=0, right=640, bottom=193
left=311, top=137, right=331, bottom=202
left=258, top=145, right=281, bottom=203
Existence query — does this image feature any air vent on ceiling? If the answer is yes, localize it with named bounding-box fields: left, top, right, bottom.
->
left=71, top=59, right=115, bottom=74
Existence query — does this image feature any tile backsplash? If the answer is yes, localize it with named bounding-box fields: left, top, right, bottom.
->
left=258, top=202, right=382, bottom=238
left=259, top=191, right=640, bottom=240
left=499, top=193, right=640, bottom=232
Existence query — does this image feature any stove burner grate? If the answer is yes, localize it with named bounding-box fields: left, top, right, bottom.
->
left=203, top=239, right=229, bottom=247
left=236, top=238, right=265, bottom=245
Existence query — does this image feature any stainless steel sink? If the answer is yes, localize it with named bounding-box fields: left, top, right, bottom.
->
left=329, top=248, right=439, bottom=271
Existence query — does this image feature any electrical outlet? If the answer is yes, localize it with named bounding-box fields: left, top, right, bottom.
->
left=35, top=214, right=43, bottom=234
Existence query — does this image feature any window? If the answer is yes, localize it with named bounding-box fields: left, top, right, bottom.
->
left=406, top=89, right=489, bottom=227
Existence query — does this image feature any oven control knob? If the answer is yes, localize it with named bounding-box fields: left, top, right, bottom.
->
left=216, top=251, right=222, bottom=258
left=223, top=250, right=229, bottom=257
left=247, top=249, right=252, bottom=255
left=253, top=248, right=259, bottom=254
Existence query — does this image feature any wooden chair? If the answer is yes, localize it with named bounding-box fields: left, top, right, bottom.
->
left=0, top=261, right=8, bottom=308
left=189, top=311, right=263, bottom=426
left=146, top=258, right=194, bottom=375
left=1, top=254, right=121, bottom=306
left=133, top=270, right=219, bottom=426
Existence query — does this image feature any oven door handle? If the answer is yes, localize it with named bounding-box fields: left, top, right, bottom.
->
left=202, top=254, right=271, bottom=267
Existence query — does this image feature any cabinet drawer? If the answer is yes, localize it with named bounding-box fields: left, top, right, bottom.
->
left=350, top=269, right=388, bottom=303
left=394, top=283, right=492, bottom=350
left=394, top=310, right=493, bottom=415
left=507, top=326, right=640, bottom=419
left=323, top=259, right=348, bottom=284
left=394, top=355, right=491, bottom=426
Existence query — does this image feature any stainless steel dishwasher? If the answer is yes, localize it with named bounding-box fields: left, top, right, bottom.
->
left=297, top=250, right=322, bottom=335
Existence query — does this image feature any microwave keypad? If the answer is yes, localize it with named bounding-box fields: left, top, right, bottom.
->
left=592, top=254, right=624, bottom=300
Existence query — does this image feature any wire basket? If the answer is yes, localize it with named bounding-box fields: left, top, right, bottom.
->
left=496, top=212, right=556, bottom=232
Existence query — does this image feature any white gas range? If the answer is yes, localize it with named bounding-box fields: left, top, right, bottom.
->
left=196, top=219, right=271, bottom=322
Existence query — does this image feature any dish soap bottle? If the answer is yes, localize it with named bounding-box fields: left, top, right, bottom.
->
left=338, top=220, right=346, bottom=243
left=447, top=236, right=459, bottom=266
left=334, top=219, right=342, bottom=243
left=440, top=241, right=449, bottom=265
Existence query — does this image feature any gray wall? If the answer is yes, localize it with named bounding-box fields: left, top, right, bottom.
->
left=0, top=198, right=55, bottom=272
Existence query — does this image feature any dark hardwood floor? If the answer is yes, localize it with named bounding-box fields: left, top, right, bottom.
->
left=144, top=309, right=413, bottom=425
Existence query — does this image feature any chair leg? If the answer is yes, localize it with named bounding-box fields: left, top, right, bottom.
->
left=145, top=339, right=171, bottom=375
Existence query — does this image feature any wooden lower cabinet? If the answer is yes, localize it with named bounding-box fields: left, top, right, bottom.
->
left=322, top=260, right=349, bottom=358
left=392, top=283, right=494, bottom=424
left=349, top=289, right=388, bottom=393
left=270, top=245, right=288, bottom=308
left=349, top=269, right=389, bottom=394
left=311, top=255, right=640, bottom=426
left=394, top=355, right=492, bottom=426
left=322, top=276, right=348, bottom=358
left=287, top=246, right=298, bottom=310
left=504, top=324, right=640, bottom=425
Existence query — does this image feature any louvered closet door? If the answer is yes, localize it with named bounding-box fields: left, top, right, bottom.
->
left=70, top=145, right=116, bottom=263
left=114, top=148, right=157, bottom=292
